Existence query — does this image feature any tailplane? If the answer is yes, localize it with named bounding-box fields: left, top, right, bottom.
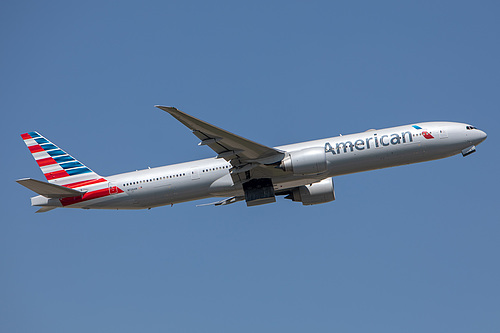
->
left=16, top=178, right=84, bottom=213
left=35, top=207, right=57, bottom=213
left=16, top=178, right=85, bottom=198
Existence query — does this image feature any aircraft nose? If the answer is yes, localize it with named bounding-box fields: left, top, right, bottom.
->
left=478, top=129, right=487, bottom=142
left=473, top=129, right=487, bottom=145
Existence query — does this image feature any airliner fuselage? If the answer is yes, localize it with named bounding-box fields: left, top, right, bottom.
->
left=18, top=108, right=487, bottom=212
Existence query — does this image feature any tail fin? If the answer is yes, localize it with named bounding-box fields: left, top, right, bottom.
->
left=20, top=132, right=104, bottom=186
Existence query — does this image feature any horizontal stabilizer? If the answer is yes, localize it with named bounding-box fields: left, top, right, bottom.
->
left=196, top=196, right=244, bottom=207
left=36, top=206, right=57, bottom=213
left=16, top=178, right=85, bottom=198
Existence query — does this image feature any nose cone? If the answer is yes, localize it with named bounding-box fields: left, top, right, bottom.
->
left=473, top=129, right=487, bottom=145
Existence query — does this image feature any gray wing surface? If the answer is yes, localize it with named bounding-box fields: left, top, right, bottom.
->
left=155, top=106, right=285, bottom=168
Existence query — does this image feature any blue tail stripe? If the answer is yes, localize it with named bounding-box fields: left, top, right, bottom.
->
left=60, top=161, right=84, bottom=169
left=47, top=150, right=66, bottom=157
left=54, top=156, right=74, bottom=163
left=40, top=143, right=58, bottom=151
left=28, top=132, right=40, bottom=138
left=34, top=138, right=49, bottom=144
left=66, top=167, right=92, bottom=175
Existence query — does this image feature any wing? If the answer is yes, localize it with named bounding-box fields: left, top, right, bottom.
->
left=156, top=106, right=285, bottom=170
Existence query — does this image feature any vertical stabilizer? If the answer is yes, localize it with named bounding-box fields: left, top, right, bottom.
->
left=20, top=132, right=105, bottom=186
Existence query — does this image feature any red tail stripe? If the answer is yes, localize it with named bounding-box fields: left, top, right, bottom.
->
left=60, top=187, right=124, bottom=206
left=63, top=178, right=107, bottom=189
left=28, top=145, right=44, bottom=153
left=45, top=170, right=70, bottom=180
left=36, top=157, right=58, bottom=167
left=21, top=133, right=31, bottom=140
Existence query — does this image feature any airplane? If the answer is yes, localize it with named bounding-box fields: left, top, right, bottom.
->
left=17, top=106, right=487, bottom=212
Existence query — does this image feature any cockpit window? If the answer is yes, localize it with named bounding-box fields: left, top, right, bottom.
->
left=466, top=126, right=477, bottom=130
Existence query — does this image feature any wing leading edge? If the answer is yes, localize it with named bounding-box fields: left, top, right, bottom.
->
left=155, top=106, right=285, bottom=169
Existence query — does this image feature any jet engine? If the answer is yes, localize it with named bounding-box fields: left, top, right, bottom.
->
left=285, top=178, right=335, bottom=205
left=280, top=147, right=327, bottom=175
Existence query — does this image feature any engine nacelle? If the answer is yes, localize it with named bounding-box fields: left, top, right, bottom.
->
left=280, top=147, right=327, bottom=175
left=286, top=178, right=335, bottom=205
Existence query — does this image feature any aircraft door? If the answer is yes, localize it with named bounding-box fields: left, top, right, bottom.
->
left=109, top=183, right=118, bottom=194
left=191, top=167, right=200, bottom=180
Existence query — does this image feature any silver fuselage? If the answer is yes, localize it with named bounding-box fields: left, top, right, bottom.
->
left=49, top=121, right=485, bottom=209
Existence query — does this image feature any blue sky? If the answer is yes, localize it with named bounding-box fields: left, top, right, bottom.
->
left=1, top=1, right=499, bottom=332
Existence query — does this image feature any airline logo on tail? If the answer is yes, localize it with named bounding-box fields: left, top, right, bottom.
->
left=20, top=131, right=100, bottom=184
left=18, top=131, right=126, bottom=212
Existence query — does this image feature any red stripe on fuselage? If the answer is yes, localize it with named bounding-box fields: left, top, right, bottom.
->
left=45, top=170, right=70, bottom=180
left=63, top=178, right=107, bottom=189
left=60, top=187, right=124, bottom=207
left=36, top=157, right=57, bottom=167
left=21, top=133, right=31, bottom=140
left=28, top=145, right=44, bottom=153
